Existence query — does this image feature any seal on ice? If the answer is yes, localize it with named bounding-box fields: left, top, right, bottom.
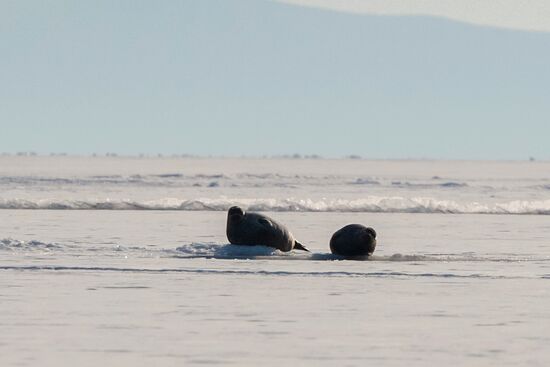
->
left=226, top=206, right=309, bottom=252
left=330, top=224, right=376, bottom=257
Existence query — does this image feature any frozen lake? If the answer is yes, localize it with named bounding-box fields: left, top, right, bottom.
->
left=1, top=156, right=550, bottom=366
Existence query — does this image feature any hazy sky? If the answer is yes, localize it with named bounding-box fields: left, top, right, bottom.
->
left=2, top=0, right=549, bottom=159
left=279, top=0, right=550, bottom=32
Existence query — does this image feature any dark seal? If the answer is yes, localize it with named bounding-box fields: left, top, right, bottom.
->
left=226, top=206, right=309, bottom=252
left=330, top=224, right=376, bottom=257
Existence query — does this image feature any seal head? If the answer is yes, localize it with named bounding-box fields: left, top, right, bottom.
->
left=329, top=224, right=377, bottom=257
left=228, top=206, right=245, bottom=222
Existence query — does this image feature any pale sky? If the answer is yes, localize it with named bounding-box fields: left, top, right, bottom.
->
left=1, top=0, right=549, bottom=159
left=278, top=0, right=550, bottom=32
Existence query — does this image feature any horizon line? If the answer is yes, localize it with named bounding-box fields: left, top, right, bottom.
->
left=0, top=152, right=543, bottom=163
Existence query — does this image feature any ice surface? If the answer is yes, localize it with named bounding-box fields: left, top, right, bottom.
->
left=1, top=156, right=549, bottom=215
left=1, top=157, right=550, bottom=366
left=2, top=196, right=550, bottom=214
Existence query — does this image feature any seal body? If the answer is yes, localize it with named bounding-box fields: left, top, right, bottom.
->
left=226, top=206, right=308, bottom=252
left=330, top=224, right=377, bottom=257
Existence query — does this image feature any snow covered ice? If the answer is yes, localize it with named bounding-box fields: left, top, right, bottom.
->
left=1, top=156, right=550, bottom=366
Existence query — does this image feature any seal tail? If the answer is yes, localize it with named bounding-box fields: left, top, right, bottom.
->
left=294, top=241, right=310, bottom=252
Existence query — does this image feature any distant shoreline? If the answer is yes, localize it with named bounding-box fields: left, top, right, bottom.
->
left=0, top=153, right=544, bottom=162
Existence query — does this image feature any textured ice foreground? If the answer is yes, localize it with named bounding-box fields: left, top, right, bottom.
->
left=2, top=157, right=550, bottom=366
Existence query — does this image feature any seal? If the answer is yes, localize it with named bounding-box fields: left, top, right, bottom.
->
left=329, top=224, right=376, bottom=257
left=226, top=206, right=309, bottom=252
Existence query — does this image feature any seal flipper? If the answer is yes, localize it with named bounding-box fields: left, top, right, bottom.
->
left=293, top=241, right=310, bottom=252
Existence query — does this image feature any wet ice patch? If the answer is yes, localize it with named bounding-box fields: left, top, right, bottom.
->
left=175, top=243, right=283, bottom=259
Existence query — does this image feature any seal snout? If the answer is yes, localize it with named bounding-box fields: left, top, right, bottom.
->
left=365, top=227, right=376, bottom=239
left=228, top=206, right=245, bottom=218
